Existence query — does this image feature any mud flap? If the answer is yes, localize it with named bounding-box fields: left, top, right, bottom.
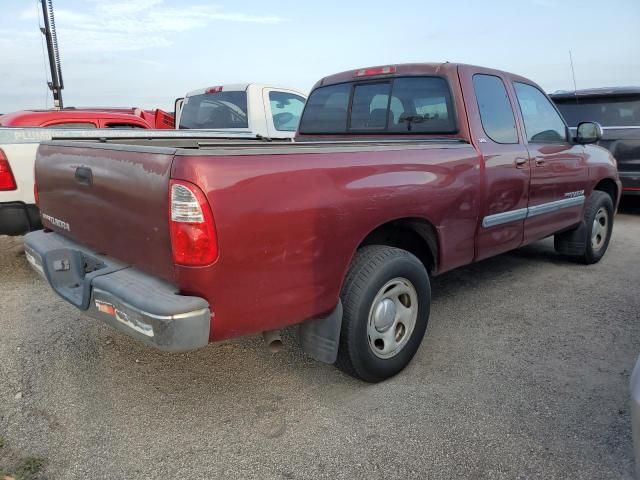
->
left=554, top=220, right=587, bottom=256
left=298, top=300, right=343, bottom=364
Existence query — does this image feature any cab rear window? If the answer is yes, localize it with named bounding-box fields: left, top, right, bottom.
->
left=179, top=91, right=249, bottom=129
left=299, top=76, right=456, bottom=134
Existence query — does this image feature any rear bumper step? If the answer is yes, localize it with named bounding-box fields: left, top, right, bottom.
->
left=24, top=230, right=210, bottom=352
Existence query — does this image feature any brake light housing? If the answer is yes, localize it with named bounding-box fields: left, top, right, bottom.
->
left=355, top=66, right=396, bottom=77
left=205, top=86, right=223, bottom=94
left=169, top=180, right=218, bottom=266
left=0, top=149, right=16, bottom=191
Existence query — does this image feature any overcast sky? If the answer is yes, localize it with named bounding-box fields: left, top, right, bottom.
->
left=0, top=0, right=638, bottom=112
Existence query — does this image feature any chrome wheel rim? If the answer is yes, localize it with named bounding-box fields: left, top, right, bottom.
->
left=591, top=207, right=609, bottom=252
left=367, top=277, right=418, bottom=359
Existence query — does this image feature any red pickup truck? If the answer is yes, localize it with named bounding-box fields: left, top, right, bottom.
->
left=0, top=107, right=175, bottom=129
left=25, top=63, right=621, bottom=382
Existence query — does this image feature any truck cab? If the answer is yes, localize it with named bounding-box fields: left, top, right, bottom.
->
left=176, top=84, right=306, bottom=138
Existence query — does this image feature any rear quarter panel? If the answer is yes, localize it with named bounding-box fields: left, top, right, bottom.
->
left=172, top=144, right=481, bottom=340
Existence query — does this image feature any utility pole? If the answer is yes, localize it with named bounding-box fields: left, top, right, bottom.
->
left=40, top=0, right=64, bottom=109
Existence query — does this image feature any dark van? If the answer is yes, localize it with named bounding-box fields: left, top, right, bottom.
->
left=551, top=87, right=640, bottom=195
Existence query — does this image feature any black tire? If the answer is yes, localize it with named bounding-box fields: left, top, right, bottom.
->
left=554, top=191, right=614, bottom=264
left=335, top=245, right=431, bottom=382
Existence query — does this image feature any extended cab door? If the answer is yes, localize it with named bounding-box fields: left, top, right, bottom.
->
left=262, top=88, right=306, bottom=138
left=459, top=66, right=531, bottom=261
left=511, top=82, right=589, bottom=244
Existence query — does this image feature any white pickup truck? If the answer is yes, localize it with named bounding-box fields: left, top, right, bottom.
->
left=0, top=84, right=306, bottom=236
left=175, top=83, right=306, bottom=137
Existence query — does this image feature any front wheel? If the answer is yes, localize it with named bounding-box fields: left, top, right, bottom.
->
left=335, top=246, right=431, bottom=382
left=554, top=190, right=614, bottom=264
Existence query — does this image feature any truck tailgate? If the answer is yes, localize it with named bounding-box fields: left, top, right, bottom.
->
left=36, top=142, right=176, bottom=282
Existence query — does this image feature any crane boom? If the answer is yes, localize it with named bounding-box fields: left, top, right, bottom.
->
left=40, top=0, right=64, bottom=108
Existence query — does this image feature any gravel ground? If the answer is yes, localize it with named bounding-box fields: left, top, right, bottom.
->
left=1, top=199, right=639, bottom=479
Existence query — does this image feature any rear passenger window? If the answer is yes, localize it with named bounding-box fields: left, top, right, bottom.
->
left=105, top=123, right=145, bottom=129
left=47, top=122, right=96, bottom=129
left=473, top=74, right=518, bottom=143
left=268, top=91, right=306, bottom=131
left=514, top=82, right=567, bottom=143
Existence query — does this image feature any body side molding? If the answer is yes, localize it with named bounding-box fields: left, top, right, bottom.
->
left=482, top=195, right=586, bottom=228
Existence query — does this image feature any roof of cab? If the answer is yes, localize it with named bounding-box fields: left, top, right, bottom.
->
left=313, top=63, right=457, bottom=89
left=311, top=62, right=537, bottom=91
left=184, top=83, right=306, bottom=98
left=0, top=108, right=152, bottom=127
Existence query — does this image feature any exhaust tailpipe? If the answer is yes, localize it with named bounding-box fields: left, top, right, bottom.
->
left=263, top=330, right=283, bottom=353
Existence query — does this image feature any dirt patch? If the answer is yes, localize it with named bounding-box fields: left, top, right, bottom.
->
left=0, top=438, right=45, bottom=480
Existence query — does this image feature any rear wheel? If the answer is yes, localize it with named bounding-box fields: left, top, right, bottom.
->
left=554, top=191, right=614, bottom=264
left=335, top=246, right=431, bottom=382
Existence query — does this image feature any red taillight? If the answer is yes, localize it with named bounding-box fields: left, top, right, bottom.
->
left=205, top=86, right=223, bottom=94
left=355, top=66, right=396, bottom=77
left=0, top=149, right=16, bottom=191
left=169, top=180, right=218, bottom=266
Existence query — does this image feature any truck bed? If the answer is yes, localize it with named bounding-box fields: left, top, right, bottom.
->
left=36, top=137, right=480, bottom=339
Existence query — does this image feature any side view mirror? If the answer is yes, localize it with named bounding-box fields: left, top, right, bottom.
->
left=575, top=121, right=603, bottom=144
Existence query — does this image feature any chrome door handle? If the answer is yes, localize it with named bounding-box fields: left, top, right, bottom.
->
left=515, top=157, right=528, bottom=168
left=535, top=157, right=546, bottom=167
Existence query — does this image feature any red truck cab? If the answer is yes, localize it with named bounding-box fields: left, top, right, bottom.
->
left=0, top=107, right=174, bottom=129
left=25, top=63, right=620, bottom=382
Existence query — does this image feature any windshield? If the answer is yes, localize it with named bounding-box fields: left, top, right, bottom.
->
left=179, top=91, right=249, bottom=129
left=554, top=96, right=640, bottom=127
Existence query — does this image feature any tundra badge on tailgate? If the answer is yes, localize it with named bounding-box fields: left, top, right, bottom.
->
left=41, top=213, right=70, bottom=231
